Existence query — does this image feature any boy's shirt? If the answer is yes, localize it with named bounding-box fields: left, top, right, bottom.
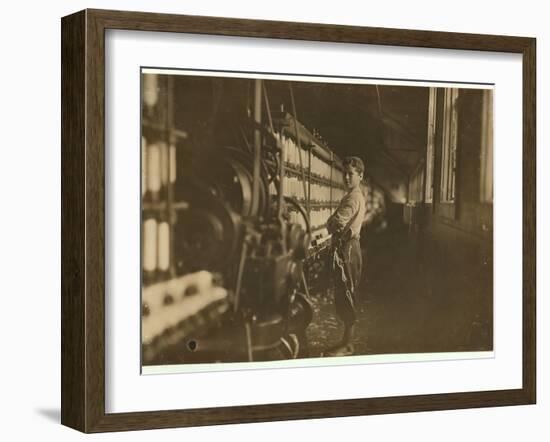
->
left=327, top=186, right=366, bottom=240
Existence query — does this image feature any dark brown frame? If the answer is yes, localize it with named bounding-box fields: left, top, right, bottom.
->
left=61, top=9, right=536, bottom=433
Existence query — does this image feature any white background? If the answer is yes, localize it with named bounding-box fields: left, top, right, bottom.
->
left=106, top=33, right=520, bottom=412
left=0, top=0, right=546, bottom=440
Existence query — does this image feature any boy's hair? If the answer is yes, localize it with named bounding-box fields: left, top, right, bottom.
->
left=343, top=156, right=365, bottom=175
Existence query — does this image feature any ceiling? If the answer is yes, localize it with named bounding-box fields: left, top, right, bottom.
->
left=173, top=75, right=431, bottom=195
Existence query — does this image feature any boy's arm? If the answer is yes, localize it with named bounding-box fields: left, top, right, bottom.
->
left=327, top=194, right=359, bottom=235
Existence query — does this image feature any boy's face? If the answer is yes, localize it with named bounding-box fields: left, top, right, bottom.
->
left=344, top=165, right=363, bottom=190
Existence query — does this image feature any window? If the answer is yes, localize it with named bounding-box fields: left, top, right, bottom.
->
left=408, top=164, right=425, bottom=203
left=440, top=88, right=459, bottom=203
left=425, top=87, right=436, bottom=203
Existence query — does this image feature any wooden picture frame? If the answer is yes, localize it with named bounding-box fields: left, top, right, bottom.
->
left=61, top=8, right=536, bottom=433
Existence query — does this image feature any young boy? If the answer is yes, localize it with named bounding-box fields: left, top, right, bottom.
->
left=325, top=156, right=366, bottom=356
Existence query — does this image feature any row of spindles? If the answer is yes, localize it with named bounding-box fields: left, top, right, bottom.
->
left=142, top=73, right=176, bottom=284
left=271, top=130, right=349, bottom=233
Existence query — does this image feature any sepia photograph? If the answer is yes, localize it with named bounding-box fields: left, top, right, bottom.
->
left=56, top=4, right=537, bottom=434
left=140, top=69, right=494, bottom=371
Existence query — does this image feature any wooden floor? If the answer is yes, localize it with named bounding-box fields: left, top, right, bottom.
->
left=306, top=225, right=493, bottom=358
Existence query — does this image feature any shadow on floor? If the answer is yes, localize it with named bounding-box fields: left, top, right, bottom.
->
left=35, top=408, right=60, bottom=423
left=306, top=225, right=493, bottom=357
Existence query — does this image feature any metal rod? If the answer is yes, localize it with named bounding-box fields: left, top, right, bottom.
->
left=245, top=322, right=254, bottom=362
left=375, top=85, right=383, bottom=116
left=278, top=144, right=287, bottom=254
left=278, top=139, right=286, bottom=222
left=233, top=240, right=248, bottom=313
left=301, top=268, right=313, bottom=303
left=262, top=82, right=287, bottom=251
left=239, top=125, right=252, bottom=154
left=252, top=79, right=262, bottom=216
left=289, top=83, right=310, bottom=220
left=166, top=76, right=176, bottom=278
left=307, top=149, right=311, bottom=220
left=330, top=151, right=334, bottom=211
left=263, top=82, right=274, bottom=134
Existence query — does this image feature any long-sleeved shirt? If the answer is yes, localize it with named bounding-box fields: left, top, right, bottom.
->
left=326, top=186, right=366, bottom=240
